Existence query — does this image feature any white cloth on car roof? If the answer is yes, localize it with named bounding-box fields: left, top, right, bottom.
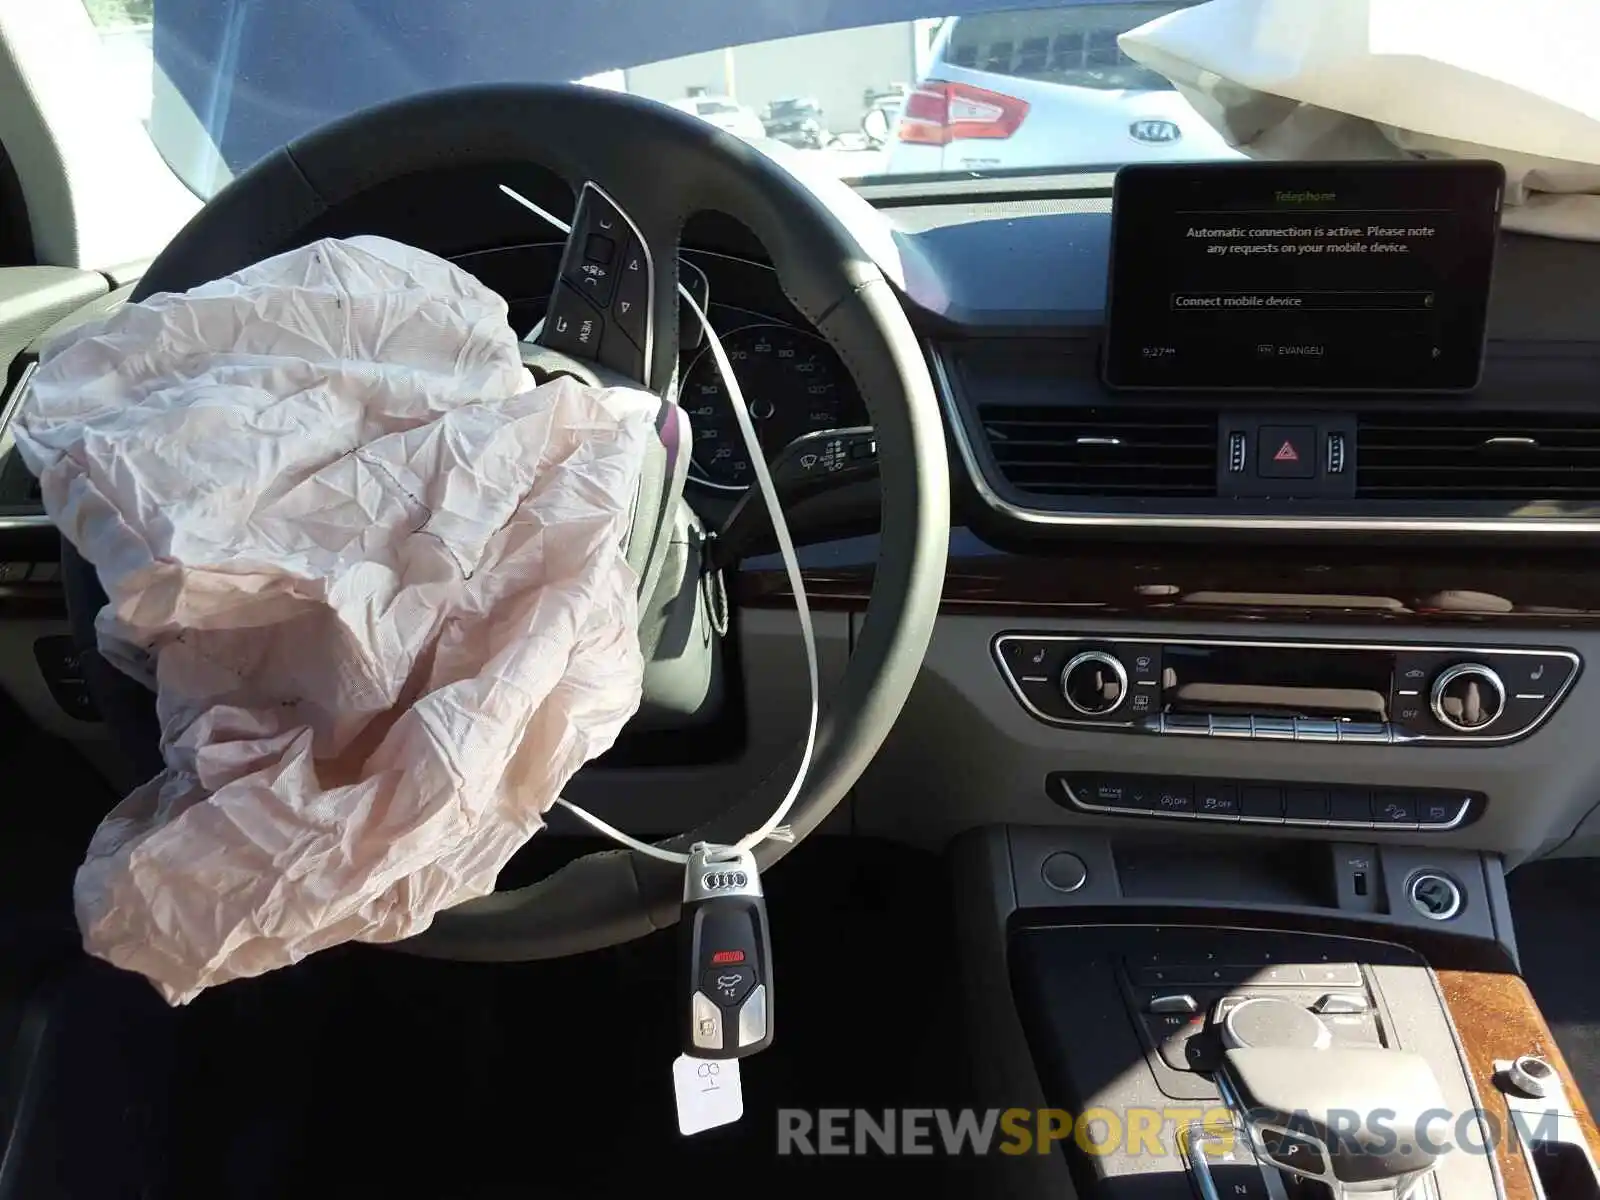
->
left=14, top=235, right=655, bottom=1004
left=1120, top=0, right=1600, bottom=240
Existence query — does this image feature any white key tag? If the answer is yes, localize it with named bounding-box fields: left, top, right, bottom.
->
left=672, top=1053, right=743, bottom=1135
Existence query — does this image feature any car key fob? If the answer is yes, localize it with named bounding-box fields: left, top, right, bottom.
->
left=682, top=844, right=773, bottom=1059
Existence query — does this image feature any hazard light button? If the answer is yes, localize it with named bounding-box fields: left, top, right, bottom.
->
left=1257, top=425, right=1317, bottom=479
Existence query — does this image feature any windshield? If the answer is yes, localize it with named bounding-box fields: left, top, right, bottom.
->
left=80, top=0, right=1238, bottom=199
left=942, top=5, right=1181, bottom=90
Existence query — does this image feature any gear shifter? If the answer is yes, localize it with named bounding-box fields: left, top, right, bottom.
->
left=1218, top=1047, right=1447, bottom=1200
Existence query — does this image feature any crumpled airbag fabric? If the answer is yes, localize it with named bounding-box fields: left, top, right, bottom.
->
left=15, top=235, right=655, bottom=1003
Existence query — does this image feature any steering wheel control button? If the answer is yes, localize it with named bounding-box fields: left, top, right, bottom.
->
left=703, top=964, right=757, bottom=1007
left=1060, top=649, right=1129, bottom=716
left=1407, top=871, right=1464, bottom=921
left=561, top=190, right=627, bottom=306
left=1431, top=662, right=1506, bottom=732
left=542, top=182, right=653, bottom=386
left=612, top=239, right=649, bottom=349
left=542, top=282, right=605, bottom=361
left=691, top=992, right=723, bottom=1051
left=1041, top=851, right=1089, bottom=893
left=570, top=256, right=616, bottom=306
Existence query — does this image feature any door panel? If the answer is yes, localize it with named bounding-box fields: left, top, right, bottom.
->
left=0, top=268, right=119, bottom=782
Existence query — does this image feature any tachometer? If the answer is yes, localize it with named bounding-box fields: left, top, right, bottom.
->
left=683, top=323, right=851, bottom=490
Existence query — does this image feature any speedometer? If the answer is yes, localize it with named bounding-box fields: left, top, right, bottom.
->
left=683, top=323, right=852, bottom=490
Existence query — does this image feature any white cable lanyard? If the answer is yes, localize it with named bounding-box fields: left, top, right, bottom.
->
left=500, top=185, right=821, bottom=867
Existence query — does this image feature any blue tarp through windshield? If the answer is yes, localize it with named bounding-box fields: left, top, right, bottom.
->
left=154, top=0, right=1147, bottom=174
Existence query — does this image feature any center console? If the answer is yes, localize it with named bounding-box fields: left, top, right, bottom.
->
left=727, top=155, right=1600, bottom=1200
left=950, top=827, right=1600, bottom=1200
left=1012, top=925, right=1488, bottom=1200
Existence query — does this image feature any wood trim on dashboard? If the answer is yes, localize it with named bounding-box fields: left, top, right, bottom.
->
left=1436, top=968, right=1600, bottom=1200
left=736, top=535, right=1600, bottom=628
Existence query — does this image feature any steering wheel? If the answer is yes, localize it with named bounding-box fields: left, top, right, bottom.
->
left=59, top=83, right=949, bottom=962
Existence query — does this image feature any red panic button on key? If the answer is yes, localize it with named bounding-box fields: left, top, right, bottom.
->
left=710, top=950, right=746, bottom=965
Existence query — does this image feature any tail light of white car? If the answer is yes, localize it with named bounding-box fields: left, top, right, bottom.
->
left=897, top=80, right=1030, bottom=145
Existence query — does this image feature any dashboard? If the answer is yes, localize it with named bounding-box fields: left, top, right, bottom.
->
left=678, top=315, right=865, bottom=492
left=445, top=233, right=867, bottom=499
left=7, top=156, right=1600, bottom=883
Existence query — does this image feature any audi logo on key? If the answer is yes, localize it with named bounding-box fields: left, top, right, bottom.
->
left=702, top=871, right=749, bottom=891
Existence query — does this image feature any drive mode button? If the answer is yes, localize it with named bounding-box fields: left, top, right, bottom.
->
left=1092, top=777, right=1152, bottom=811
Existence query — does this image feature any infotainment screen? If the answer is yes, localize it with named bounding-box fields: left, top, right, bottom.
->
left=1102, top=160, right=1505, bottom=392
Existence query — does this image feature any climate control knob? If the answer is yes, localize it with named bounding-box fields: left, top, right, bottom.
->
left=1060, top=651, right=1129, bottom=716
left=1430, top=663, right=1506, bottom=732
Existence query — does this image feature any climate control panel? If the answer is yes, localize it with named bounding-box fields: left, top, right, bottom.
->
left=994, top=634, right=1579, bottom=745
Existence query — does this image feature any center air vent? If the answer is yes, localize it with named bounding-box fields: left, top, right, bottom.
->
left=977, top=405, right=1217, bottom=498
left=1357, top=413, right=1600, bottom=502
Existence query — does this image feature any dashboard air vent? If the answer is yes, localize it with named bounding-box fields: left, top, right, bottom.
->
left=1356, top=413, right=1600, bottom=501
left=977, top=405, right=1217, bottom=498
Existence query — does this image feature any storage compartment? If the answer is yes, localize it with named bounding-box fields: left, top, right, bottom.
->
left=1114, top=837, right=1334, bottom=908
left=1530, top=1141, right=1600, bottom=1200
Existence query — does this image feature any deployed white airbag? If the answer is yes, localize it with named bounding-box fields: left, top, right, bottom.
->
left=14, top=236, right=656, bottom=1003
left=1121, top=0, right=1600, bottom=240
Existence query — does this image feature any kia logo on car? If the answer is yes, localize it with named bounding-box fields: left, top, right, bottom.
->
left=1129, top=119, right=1181, bottom=143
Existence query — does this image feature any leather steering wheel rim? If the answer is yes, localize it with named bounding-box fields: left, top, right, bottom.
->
left=60, top=82, right=950, bottom=961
